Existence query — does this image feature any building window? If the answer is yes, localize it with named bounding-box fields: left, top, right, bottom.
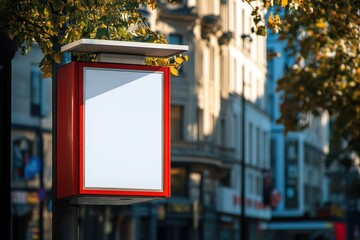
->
left=220, top=53, right=227, bottom=94
left=285, top=140, right=299, bottom=209
left=230, top=57, right=236, bottom=91
left=169, top=34, right=183, bottom=45
left=211, top=114, right=216, bottom=142
left=248, top=72, right=252, bottom=101
left=210, top=46, right=215, bottom=81
left=263, top=131, right=267, bottom=168
left=248, top=173, right=253, bottom=195
left=233, top=114, right=238, bottom=149
left=30, top=65, right=42, bottom=116
left=171, top=167, right=187, bottom=197
left=197, top=108, right=204, bottom=141
left=241, top=64, right=245, bottom=96
left=220, top=119, right=226, bottom=147
left=202, top=170, right=215, bottom=206
left=233, top=58, right=237, bottom=93
left=241, top=8, right=245, bottom=35
left=267, top=52, right=275, bottom=119
left=171, top=105, right=184, bottom=141
left=30, top=64, right=51, bottom=117
left=287, top=141, right=297, bottom=160
left=270, top=138, right=276, bottom=182
left=256, top=175, right=261, bottom=196
left=248, top=123, right=253, bottom=164
left=256, top=127, right=260, bottom=166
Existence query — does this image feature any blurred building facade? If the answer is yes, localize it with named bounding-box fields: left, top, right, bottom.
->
left=11, top=45, right=53, bottom=239
left=146, top=1, right=271, bottom=240
left=8, top=1, right=340, bottom=240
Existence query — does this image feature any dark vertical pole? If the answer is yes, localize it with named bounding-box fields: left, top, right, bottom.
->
left=240, top=77, right=246, bottom=240
left=52, top=58, right=78, bottom=240
left=240, top=33, right=252, bottom=240
left=37, top=129, right=44, bottom=240
left=0, top=34, right=15, bottom=240
left=0, top=50, right=12, bottom=240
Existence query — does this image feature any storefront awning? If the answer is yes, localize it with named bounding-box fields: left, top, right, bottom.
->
left=259, top=221, right=334, bottom=230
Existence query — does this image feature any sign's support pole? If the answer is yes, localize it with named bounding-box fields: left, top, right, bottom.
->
left=0, top=44, right=12, bottom=240
left=0, top=34, right=15, bottom=240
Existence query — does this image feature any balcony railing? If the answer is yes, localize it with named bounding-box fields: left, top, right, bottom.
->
left=171, top=140, right=236, bottom=162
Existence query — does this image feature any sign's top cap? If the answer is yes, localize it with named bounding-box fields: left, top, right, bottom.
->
left=61, top=39, right=189, bottom=58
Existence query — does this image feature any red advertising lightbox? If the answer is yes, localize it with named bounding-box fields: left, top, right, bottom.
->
left=56, top=61, right=170, bottom=205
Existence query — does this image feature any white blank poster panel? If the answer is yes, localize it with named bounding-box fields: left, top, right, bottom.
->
left=84, top=68, right=164, bottom=191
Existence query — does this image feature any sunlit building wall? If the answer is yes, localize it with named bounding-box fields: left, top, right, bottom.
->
left=151, top=1, right=271, bottom=239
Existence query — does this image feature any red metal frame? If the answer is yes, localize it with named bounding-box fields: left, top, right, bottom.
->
left=57, top=61, right=171, bottom=199
left=57, top=62, right=79, bottom=199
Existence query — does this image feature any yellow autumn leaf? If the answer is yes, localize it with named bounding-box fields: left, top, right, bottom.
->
left=148, top=0, right=157, bottom=10
left=281, top=0, right=288, bottom=7
left=175, top=57, right=184, bottom=64
left=169, top=66, right=179, bottom=76
left=265, top=1, right=271, bottom=9
left=42, top=72, right=52, bottom=78
left=354, top=90, right=360, bottom=99
left=349, top=81, right=356, bottom=87
left=315, top=20, right=326, bottom=29
left=268, top=12, right=275, bottom=28
left=41, top=65, right=52, bottom=78
left=356, top=106, right=360, bottom=113
left=44, top=8, right=49, bottom=18
left=54, top=53, right=62, bottom=64
left=275, top=14, right=281, bottom=24
left=137, top=26, right=146, bottom=36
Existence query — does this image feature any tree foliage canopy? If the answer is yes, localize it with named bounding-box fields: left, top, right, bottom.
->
left=272, top=0, right=360, bottom=168
left=0, top=0, right=319, bottom=77
left=0, top=0, right=187, bottom=77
